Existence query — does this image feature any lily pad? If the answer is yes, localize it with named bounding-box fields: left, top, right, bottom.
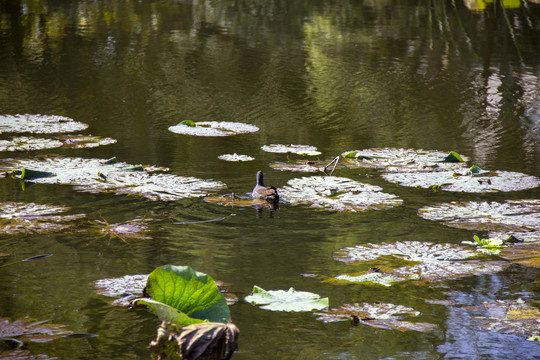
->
left=0, top=137, right=63, bottom=152
left=499, top=243, right=540, bottom=268
left=58, top=134, right=117, bottom=149
left=217, top=153, right=254, bottom=162
left=279, top=176, right=403, bottom=212
left=327, top=270, right=412, bottom=286
left=168, top=121, right=259, bottom=136
left=342, top=148, right=469, bottom=172
left=261, top=144, right=321, bottom=156
left=269, top=160, right=321, bottom=173
left=1, top=156, right=227, bottom=201
left=204, top=194, right=274, bottom=208
left=244, top=285, right=329, bottom=312
left=132, top=265, right=231, bottom=325
left=0, top=316, right=72, bottom=344
left=0, top=114, right=88, bottom=134
left=0, top=202, right=85, bottom=234
left=418, top=200, right=540, bottom=233
left=473, top=299, right=540, bottom=338
left=88, top=217, right=154, bottom=242
left=383, top=168, right=540, bottom=192
left=314, top=303, right=437, bottom=332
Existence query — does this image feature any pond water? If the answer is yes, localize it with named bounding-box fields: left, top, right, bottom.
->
left=1, top=0, right=540, bottom=359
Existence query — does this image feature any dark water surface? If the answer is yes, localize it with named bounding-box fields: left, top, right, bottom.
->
left=1, top=0, right=539, bottom=359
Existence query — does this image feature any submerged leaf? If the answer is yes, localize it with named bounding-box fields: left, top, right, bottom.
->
left=217, top=153, right=255, bottom=162
left=244, top=285, right=329, bottom=312
left=0, top=317, right=72, bottom=343
left=0, top=202, right=85, bottom=234
left=499, top=243, right=540, bottom=268
left=418, top=200, right=540, bottom=233
left=168, top=121, right=258, bottom=136
left=279, top=176, right=402, bottom=212
left=315, top=303, right=437, bottom=332
left=0, top=114, right=88, bottom=134
left=135, top=265, right=231, bottom=325
left=261, top=144, right=321, bottom=156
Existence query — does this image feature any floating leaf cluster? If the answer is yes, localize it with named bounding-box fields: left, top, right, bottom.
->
left=261, top=144, right=321, bottom=156
left=0, top=114, right=89, bottom=134
left=168, top=121, right=259, bottom=136
left=279, top=176, right=403, bottom=212
left=0, top=202, right=85, bottom=234
left=314, top=303, right=437, bottom=332
left=0, top=156, right=227, bottom=201
left=244, top=286, right=329, bottom=312
left=217, top=153, right=255, bottom=162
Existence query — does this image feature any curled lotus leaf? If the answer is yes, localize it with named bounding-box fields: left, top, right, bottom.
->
left=0, top=114, right=88, bottom=134
left=0, top=202, right=85, bottom=234
left=383, top=168, right=539, bottom=192
left=0, top=156, right=227, bottom=201
left=0, top=316, right=72, bottom=343
left=261, top=144, right=321, bottom=156
left=315, top=303, right=437, bottom=332
left=217, top=153, right=254, bottom=162
left=0, top=137, right=63, bottom=152
left=244, top=286, right=329, bottom=312
left=418, top=200, right=540, bottom=232
left=279, top=176, right=403, bottom=212
left=342, top=148, right=469, bottom=172
left=58, top=134, right=117, bottom=149
left=168, top=121, right=259, bottom=136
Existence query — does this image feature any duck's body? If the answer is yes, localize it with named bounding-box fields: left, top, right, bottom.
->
left=252, top=171, right=279, bottom=202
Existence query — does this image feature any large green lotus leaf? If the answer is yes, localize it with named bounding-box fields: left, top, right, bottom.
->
left=0, top=316, right=72, bottom=343
left=57, top=134, right=117, bottom=149
left=279, top=176, right=402, bottom=212
left=0, top=114, right=88, bottom=134
left=342, top=148, right=468, bottom=172
left=141, top=265, right=231, bottom=324
left=1, top=156, right=227, bottom=201
left=244, top=285, right=329, bottom=312
left=0, top=202, right=85, bottom=234
left=168, top=121, right=259, bottom=136
left=217, top=153, right=254, bottom=162
left=261, top=144, right=321, bottom=156
left=315, top=303, right=437, bottom=332
left=383, top=168, right=539, bottom=192
left=134, top=298, right=203, bottom=325
left=418, top=200, right=540, bottom=232
left=0, top=137, right=63, bottom=152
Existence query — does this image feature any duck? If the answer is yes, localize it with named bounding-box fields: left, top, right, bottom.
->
left=251, top=170, right=279, bottom=202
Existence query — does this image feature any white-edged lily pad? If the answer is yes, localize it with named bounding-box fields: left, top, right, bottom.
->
left=315, top=303, right=437, bottom=332
left=342, top=148, right=468, bottom=172
left=0, top=114, right=88, bottom=134
left=0, top=137, right=63, bottom=152
left=261, top=144, right=321, bottom=156
left=217, top=153, right=254, bottom=162
left=269, top=160, right=320, bottom=173
left=328, top=271, right=412, bottom=287
left=244, top=286, right=329, bottom=312
left=334, top=241, right=509, bottom=281
left=58, top=134, right=117, bottom=149
left=0, top=156, right=227, bottom=201
left=383, top=168, right=539, bottom=192
left=279, top=176, right=403, bottom=212
left=168, top=121, right=259, bottom=136
left=0, top=316, right=72, bottom=343
left=0, top=202, right=85, bottom=234
left=418, top=200, right=540, bottom=232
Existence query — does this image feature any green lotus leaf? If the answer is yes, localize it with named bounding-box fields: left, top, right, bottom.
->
left=217, top=153, right=254, bottom=162
left=383, top=168, right=539, bottom=192
left=341, top=148, right=469, bottom=171
left=0, top=156, right=227, bottom=201
left=168, top=121, right=258, bottom=136
left=245, top=285, right=329, bottom=312
left=418, top=200, right=540, bottom=233
left=261, top=144, right=321, bottom=155
left=0, top=114, right=89, bottom=134
left=0, top=202, right=85, bottom=234
left=315, top=303, right=437, bottom=332
left=135, top=265, right=231, bottom=325
left=279, top=176, right=402, bottom=212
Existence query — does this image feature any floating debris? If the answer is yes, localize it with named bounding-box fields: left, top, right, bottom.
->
left=261, top=144, right=321, bottom=156
left=279, top=176, right=402, bottom=212
left=244, top=286, right=329, bottom=312
left=0, top=114, right=88, bottom=134
left=217, top=153, right=255, bottom=162
left=168, top=121, right=259, bottom=136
